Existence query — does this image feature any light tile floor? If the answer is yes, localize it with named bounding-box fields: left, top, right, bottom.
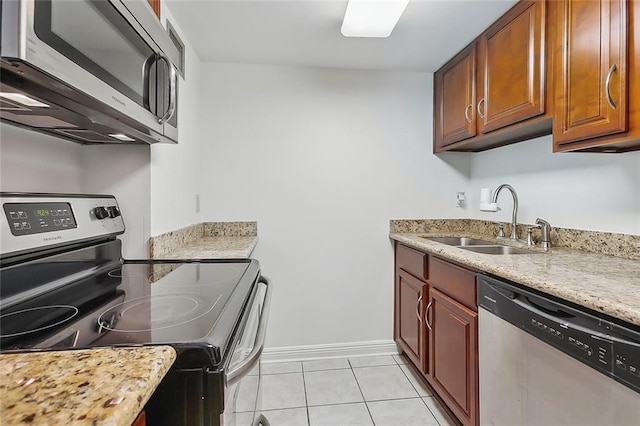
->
left=228, top=354, right=458, bottom=426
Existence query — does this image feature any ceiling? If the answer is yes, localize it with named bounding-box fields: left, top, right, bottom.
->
left=165, top=0, right=519, bottom=72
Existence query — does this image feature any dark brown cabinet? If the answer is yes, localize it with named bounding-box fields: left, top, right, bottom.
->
left=397, top=270, right=427, bottom=372
left=553, top=0, right=640, bottom=152
left=477, top=0, right=546, bottom=134
left=394, top=243, right=479, bottom=426
left=429, top=288, right=478, bottom=426
left=394, top=244, right=429, bottom=373
left=434, top=45, right=477, bottom=150
left=147, top=0, right=160, bottom=18
left=434, top=0, right=550, bottom=153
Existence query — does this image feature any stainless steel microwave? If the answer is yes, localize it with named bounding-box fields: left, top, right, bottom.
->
left=0, top=0, right=179, bottom=144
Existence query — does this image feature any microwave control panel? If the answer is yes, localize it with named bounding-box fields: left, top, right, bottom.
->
left=3, top=202, right=77, bottom=236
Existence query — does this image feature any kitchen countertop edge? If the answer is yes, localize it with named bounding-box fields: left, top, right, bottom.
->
left=0, top=345, right=176, bottom=426
left=390, top=232, right=640, bottom=328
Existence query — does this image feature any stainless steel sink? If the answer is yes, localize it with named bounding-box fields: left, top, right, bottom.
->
left=459, top=245, right=539, bottom=255
left=421, top=236, right=496, bottom=246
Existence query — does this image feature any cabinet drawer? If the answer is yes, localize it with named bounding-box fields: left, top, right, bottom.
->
left=429, top=257, right=476, bottom=310
left=396, top=244, right=428, bottom=280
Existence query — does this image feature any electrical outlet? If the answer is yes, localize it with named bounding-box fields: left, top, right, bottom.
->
left=195, top=194, right=200, bottom=213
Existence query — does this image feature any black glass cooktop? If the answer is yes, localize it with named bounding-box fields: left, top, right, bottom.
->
left=0, top=250, right=260, bottom=367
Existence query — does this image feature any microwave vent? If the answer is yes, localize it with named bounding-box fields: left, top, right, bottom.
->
left=1, top=112, right=77, bottom=128
left=0, top=98, right=31, bottom=111
left=53, top=129, right=119, bottom=143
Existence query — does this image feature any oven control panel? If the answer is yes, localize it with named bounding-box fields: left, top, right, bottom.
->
left=3, top=202, right=77, bottom=236
left=1, top=193, right=125, bottom=259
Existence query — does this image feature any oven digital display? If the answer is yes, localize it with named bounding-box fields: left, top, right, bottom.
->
left=3, top=202, right=77, bottom=236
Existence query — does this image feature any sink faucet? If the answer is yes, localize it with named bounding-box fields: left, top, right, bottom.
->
left=491, top=184, right=519, bottom=240
left=535, top=218, right=552, bottom=251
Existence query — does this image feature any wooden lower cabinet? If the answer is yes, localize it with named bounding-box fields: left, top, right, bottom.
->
left=394, top=243, right=479, bottom=426
left=132, top=411, right=146, bottom=426
left=397, top=269, right=428, bottom=373
left=428, top=288, right=478, bottom=426
left=147, top=0, right=160, bottom=18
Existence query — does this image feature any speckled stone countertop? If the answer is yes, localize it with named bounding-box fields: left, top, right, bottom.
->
left=390, top=220, right=640, bottom=327
left=0, top=346, right=176, bottom=425
left=155, top=235, right=258, bottom=259
left=150, top=221, right=258, bottom=259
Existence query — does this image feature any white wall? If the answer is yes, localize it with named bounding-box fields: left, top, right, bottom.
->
left=0, top=124, right=84, bottom=192
left=80, top=145, right=150, bottom=258
left=0, top=124, right=151, bottom=258
left=469, top=136, right=640, bottom=235
left=199, top=63, right=471, bottom=348
left=149, top=4, right=204, bottom=236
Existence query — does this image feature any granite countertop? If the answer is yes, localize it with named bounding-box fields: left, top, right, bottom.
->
left=390, top=231, right=640, bottom=327
left=0, top=346, right=176, bottom=426
left=156, top=235, right=258, bottom=259
left=149, top=221, right=258, bottom=259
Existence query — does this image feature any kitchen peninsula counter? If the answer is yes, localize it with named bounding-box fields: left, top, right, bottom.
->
left=390, top=220, right=640, bottom=327
left=150, top=221, right=258, bottom=259
left=0, top=346, right=176, bottom=425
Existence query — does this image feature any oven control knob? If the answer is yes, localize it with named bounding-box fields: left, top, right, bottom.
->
left=93, top=206, right=109, bottom=220
left=106, top=206, right=121, bottom=218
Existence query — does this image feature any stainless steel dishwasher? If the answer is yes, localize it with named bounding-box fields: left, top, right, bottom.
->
left=478, top=274, right=640, bottom=425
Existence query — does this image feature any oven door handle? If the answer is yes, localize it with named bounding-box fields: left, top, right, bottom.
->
left=226, top=275, right=273, bottom=387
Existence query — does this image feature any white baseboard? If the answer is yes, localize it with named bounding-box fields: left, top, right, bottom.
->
left=261, top=340, right=400, bottom=363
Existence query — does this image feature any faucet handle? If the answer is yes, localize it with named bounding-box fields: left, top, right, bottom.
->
left=495, top=222, right=505, bottom=238
left=526, top=225, right=540, bottom=246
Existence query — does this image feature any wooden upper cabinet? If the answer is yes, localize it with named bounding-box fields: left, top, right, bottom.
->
left=434, top=45, right=477, bottom=150
left=554, top=0, right=628, bottom=145
left=433, top=0, right=550, bottom=153
left=477, top=0, right=546, bottom=134
left=147, top=0, right=161, bottom=18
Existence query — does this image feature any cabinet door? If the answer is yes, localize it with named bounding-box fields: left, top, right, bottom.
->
left=434, top=44, right=477, bottom=150
left=147, top=0, right=161, bottom=18
left=477, top=0, right=546, bottom=134
left=429, top=288, right=478, bottom=426
left=553, top=0, right=628, bottom=145
left=397, top=270, right=428, bottom=373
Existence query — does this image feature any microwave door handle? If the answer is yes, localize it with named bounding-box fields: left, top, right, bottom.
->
left=226, top=276, right=273, bottom=387
left=142, top=54, right=156, bottom=110
left=157, top=52, right=177, bottom=124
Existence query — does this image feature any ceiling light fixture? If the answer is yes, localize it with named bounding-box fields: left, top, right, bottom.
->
left=341, top=0, right=410, bottom=38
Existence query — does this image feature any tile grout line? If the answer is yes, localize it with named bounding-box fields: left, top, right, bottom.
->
left=349, top=358, right=377, bottom=426
left=394, top=358, right=447, bottom=426
left=397, top=363, right=453, bottom=426
left=300, top=362, right=311, bottom=426
left=397, top=361, right=426, bottom=397
left=395, top=355, right=450, bottom=426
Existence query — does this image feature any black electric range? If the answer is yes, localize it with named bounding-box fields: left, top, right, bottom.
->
left=0, top=193, right=272, bottom=426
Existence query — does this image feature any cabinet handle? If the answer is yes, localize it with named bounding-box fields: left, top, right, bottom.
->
left=424, top=301, right=433, bottom=330
left=477, top=98, right=486, bottom=119
left=605, top=64, right=618, bottom=109
left=464, top=104, right=473, bottom=123
left=416, top=294, right=423, bottom=322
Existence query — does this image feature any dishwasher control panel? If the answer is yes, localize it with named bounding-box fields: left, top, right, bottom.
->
left=479, top=274, right=640, bottom=395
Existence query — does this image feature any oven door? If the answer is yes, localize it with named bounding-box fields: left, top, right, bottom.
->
left=223, top=276, right=273, bottom=426
left=10, top=0, right=178, bottom=136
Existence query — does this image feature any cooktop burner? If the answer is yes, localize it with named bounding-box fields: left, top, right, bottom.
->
left=0, top=305, right=79, bottom=338
left=97, top=293, right=223, bottom=332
